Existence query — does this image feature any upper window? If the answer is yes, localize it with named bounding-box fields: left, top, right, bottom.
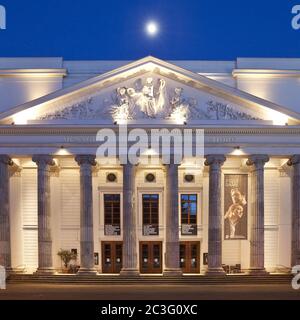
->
left=104, top=194, right=121, bottom=235
left=181, top=194, right=197, bottom=235
left=142, top=194, right=159, bottom=236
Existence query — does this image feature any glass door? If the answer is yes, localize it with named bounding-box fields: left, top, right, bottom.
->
left=139, top=242, right=162, bottom=273
left=180, top=242, right=200, bottom=273
left=102, top=242, right=123, bottom=273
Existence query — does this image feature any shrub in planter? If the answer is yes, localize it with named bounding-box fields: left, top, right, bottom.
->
left=57, top=249, right=77, bottom=272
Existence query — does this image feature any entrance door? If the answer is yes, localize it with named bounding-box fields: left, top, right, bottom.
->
left=140, top=242, right=162, bottom=274
left=102, top=242, right=123, bottom=273
left=180, top=242, right=200, bottom=273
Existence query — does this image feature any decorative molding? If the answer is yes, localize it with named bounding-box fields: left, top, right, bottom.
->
left=232, top=69, right=300, bottom=78
left=49, top=165, right=60, bottom=177
left=206, top=100, right=261, bottom=120
left=278, top=168, right=290, bottom=178
left=40, top=97, right=97, bottom=120
left=9, top=163, right=22, bottom=177
left=2, top=126, right=300, bottom=136
left=0, top=69, right=67, bottom=78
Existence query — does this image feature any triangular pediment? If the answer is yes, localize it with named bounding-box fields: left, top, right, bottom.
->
left=0, top=56, right=299, bottom=125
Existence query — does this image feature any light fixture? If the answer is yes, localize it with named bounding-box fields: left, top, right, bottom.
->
left=231, top=146, right=245, bottom=156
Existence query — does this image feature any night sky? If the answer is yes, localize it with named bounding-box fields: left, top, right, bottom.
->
left=0, top=0, right=300, bottom=60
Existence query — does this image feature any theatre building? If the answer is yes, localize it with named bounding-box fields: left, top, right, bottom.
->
left=0, top=56, right=300, bottom=277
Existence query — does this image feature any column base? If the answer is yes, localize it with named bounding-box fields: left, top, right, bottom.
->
left=205, top=267, right=226, bottom=276
left=77, top=268, right=98, bottom=276
left=120, top=268, right=140, bottom=277
left=9, top=267, right=26, bottom=274
left=35, top=267, right=56, bottom=275
left=247, top=268, right=269, bottom=275
left=275, top=266, right=291, bottom=274
left=163, top=268, right=183, bottom=277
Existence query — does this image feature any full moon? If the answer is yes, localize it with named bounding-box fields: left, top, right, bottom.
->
left=146, top=21, right=159, bottom=36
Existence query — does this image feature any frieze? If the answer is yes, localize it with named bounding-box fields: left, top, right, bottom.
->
left=38, top=77, right=261, bottom=123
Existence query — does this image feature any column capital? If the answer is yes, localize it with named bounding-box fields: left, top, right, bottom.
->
left=287, top=155, right=300, bottom=166
left=75, top=155, right=97, bottom=166
left=0, top=155, right=13, bottom=166
left=246, top=155, right=269, bottom=167
left=32, top=155, right=55, bottom=167
left=204, top=154, right=226, bottom=167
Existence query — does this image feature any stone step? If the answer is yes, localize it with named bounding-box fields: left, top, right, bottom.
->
left=8, top=274, right=293, bottom=285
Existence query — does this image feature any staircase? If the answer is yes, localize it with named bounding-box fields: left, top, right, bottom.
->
left=7, top=273, right=293, bottom=285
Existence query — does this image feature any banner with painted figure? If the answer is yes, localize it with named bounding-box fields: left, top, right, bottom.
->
left=224, top=174, right=248, bottom=240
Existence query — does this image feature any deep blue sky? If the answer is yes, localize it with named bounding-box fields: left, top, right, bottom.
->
left=0, top=0, right=300, bottom=60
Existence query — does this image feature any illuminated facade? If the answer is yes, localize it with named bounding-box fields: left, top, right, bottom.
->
left=0, top=56, right=299, bottom=275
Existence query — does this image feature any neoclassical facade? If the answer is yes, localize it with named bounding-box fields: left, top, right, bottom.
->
left=0, top=56, right=300, bottom=276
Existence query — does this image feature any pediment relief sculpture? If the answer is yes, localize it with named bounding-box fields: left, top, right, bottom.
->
left=39, top=77, right=261, bottom=122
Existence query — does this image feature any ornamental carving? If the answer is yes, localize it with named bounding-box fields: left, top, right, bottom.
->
left=109, top=78, right=196, bottom=122
left=206, top=101, right=261, bottom=120
left=39, top=78, right=261, bottom=122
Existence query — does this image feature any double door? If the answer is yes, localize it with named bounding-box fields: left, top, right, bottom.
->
left=101, top=241, right=200, bottom=274
left=102, top=241, right=122, bottom=273
left=139, top=241, right=162, bottom=274
left=180, top=241, right=200, bottom=273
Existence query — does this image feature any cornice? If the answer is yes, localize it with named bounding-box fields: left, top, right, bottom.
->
left=232, top=69, right=300, bottom=78
left=0, top=69, right=67, bottom=78
left=0, top=125, right=300, bottom=135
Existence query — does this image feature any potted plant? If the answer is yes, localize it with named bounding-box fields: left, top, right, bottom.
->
left=57, top=249, right=77, bottom=273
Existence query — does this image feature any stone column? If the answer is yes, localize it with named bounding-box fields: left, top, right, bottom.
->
left=0, top=155, right=13, bottom=272
left=32, top=155, right=55, bottom=274
left=246, top=154, right=269, bottom=274
left=75, top=155, right=97, bottom=275
left=120, top=164, right=139, bottom=276
left=205, top=155, right=226, bottom=275
left=288, top=155, right=300, bottom=267
left=164, top=163, right=182, bottom=276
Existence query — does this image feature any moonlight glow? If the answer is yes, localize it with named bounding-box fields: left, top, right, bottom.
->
left=146, top=21, right=159, bottom=36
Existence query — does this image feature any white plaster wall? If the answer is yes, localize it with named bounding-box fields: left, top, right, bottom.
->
left=59, top=168, right=80, bottom=265
left=278, top=169, right=292, bottom=270
left=237, top=77, right=300, bottom=114
left=10, top=172, right=23, bottom=269
left=21, top=168, right=38, bottom=272
left=0, top=58, right=64, bottom=112
left=264, top=169, right=280, bottom=272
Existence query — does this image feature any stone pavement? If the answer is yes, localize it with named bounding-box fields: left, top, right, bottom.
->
left=0, top=283, right=299, bottom=300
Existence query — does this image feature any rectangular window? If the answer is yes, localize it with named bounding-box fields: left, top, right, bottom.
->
left=104, top=194, right=121, bottom=235
left=142, top=194, right=159, bottom=236
left=181, top=194, right=197, bottom=235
